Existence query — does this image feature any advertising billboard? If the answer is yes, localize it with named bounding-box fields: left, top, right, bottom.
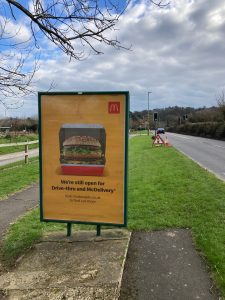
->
left=38, top=92, right=129, bottom=226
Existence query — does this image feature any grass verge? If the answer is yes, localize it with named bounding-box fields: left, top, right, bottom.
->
left=0, top=134, right=38, bottom=155
left=130, top=130, right=148, bottom=135
left=0, top=158, right=39, bottom=200
left=1, top=136, right=225, bottom=297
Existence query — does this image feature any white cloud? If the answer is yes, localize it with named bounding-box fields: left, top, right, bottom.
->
left=0, top=16, right=31, bottom=43
left=3, top=0, right=225, bottom=116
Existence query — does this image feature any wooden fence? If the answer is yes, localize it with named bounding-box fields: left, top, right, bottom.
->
left=0, top=140, right=39, bottom=163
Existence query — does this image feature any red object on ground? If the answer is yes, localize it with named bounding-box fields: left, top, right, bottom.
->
left=152, top=134, right=165, bottom=146
left=61, top=165, right=104, bottom=176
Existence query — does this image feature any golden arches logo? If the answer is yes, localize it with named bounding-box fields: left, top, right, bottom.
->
left=108, top=102, right=120, bottom=114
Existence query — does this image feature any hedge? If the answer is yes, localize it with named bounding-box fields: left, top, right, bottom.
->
left=167, top=122, right=225, bottom=139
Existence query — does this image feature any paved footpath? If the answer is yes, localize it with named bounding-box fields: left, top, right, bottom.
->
left=0, top=183, right=39, bottom=241
left=119, top=230, right=220, bottom=300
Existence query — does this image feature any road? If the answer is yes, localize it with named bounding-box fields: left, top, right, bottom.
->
left=0, top=148, right=39, bottom=166
left=166, top=132, right=225, bottom=181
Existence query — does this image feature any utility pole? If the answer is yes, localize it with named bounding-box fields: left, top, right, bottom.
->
left=147, top=92, right=152, bottom=135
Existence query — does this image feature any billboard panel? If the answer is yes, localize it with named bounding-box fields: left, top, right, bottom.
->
left=38, top=92, right=129, bottom=226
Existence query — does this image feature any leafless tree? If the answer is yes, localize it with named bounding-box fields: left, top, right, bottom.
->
left=216, top=90, right=225, bottom=121
left=0, top=16, right=38, bottom=110
left=0, top=0, right=168, bottom=109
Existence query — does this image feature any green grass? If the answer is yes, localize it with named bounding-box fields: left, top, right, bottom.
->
left=1, top=136, right=225, bottom=297
left=0, top=133, right=38, bottom=144
left=0, top=158, right=39, bottom=200
left=0, top=134, right=39, bottom=155
left=130, top=130, right=148, bottom=135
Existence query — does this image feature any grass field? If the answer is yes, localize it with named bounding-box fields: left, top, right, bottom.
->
left=0, top=134, right=39, bottom=155
left=130, top=129, right=149, bottom=135
left=0, top=133, right=38, bottom=144
left=1, top=136, right=225, bottom=297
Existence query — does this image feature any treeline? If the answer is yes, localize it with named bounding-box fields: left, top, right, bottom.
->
left=0, top=117, right=38, bottom=132
left=1, top=105, right=225, bottom=139
left=130, top=106, right=225, bottom=139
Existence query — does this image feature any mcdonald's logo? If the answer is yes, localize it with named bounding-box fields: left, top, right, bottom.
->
left=108, top=102, right=120, bottom=114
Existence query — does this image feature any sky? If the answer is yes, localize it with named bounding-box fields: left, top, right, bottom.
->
left=1, top=0, right=225, bottom=117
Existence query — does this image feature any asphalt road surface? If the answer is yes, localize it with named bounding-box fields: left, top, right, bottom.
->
left=165, top=132, right=225, bottom=181
left=0, top=148, right=39, bottom=166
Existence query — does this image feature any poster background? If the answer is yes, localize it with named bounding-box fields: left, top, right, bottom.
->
left=39, top=92, right=128, bottom=225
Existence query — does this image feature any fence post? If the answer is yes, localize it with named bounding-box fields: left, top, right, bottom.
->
left=25, top=142, right=28, bottom=164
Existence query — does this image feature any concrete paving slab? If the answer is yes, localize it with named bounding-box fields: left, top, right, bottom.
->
left=119, top=229, right=220, bottom=300
left=0, top=229, right=130, bottom=300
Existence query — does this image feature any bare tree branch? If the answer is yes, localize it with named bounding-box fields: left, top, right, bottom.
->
left=0, top=0, right=169, bottom=110
left=0, top=19, right=39, bottom=109
left=5, top=0, right=168, bottom=60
